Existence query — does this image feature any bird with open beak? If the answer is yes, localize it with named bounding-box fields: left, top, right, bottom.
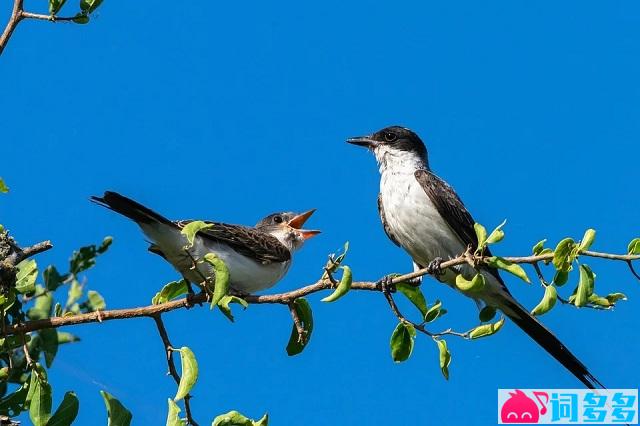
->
left=91, top=191, right=320, bottom=294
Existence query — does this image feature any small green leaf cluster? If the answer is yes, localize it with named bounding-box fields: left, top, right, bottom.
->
left=0, top=237, right=111, bottom=423
left=530, top=230, right=628, bottom=315
left=48, top=0, right=104, bottom=24
left=474, top=221, right=531, bottom=283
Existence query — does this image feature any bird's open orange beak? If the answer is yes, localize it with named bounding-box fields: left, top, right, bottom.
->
left=288, top=209, right=321, bottom=239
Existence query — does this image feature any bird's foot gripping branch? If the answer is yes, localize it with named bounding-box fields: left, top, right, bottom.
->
left=1, top=216, right=639, bottom=425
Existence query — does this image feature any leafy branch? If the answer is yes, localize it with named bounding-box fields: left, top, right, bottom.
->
left=2, top=217, right=639, bottom=423
left=0, top=0, right=103, bottom=56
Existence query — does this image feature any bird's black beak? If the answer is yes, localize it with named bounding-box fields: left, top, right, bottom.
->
left=346, top=135, right=378, bottom=148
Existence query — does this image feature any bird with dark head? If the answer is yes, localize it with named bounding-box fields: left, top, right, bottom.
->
left=348, top=125, right=605, bottom=389
left=347, top=126, right=429, bottom=170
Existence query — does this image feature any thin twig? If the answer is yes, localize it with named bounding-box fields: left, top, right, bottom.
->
left=20, top=12, right=76, bottom=21
left=627, top=261, right=640, bottom=282
left=288, top=302, right=306, bottom=344
left=9, top=240, right=53, bottom=266
left=0, top=0, right=24, bottom=55
left=382, top=290, right=468, bottom=339
left=152, top=314, right=198, bottom=426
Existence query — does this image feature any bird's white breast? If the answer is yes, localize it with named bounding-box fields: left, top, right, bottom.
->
left=379, top=168, right=467, bottom=269
left=141, top=224, right=290, bottom=294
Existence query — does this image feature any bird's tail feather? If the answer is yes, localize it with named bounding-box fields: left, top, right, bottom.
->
left=90, top=191, right=171, bottom=225
left=497, top=292, right=605, bottom=389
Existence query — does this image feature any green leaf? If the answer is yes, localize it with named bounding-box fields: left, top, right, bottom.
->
left=44, top=265, right=64, bottom=291
left=166, top=399, right=185, bottom=426
left=579, top=229, right=596, bottom=252
left=80, top=0, right=103, bottom=12
left=321, top=266, right=353, bottom=302
left=152, top=280, right=189, bottom=305
left=478, top=306, right=497, bottom=322
left=553, top=238, right=577, bottom=272
left=0, top=383, right=28, bottom=417
left=390, top=322, right=416, bottom=362
left=2, top=334, right=29, bottom=351
left=486, top=257, right=531, bottom=283
left=26, top=364, right=47, bottom=404
left=57, top=332, right=80, bottom=345
left=605, top=292, right=628, bottom=304
left=286, top=298, right=313, bottom=356
left=531, top=285, right=558, bottom=316
left=217, top=295, right=248, bottom=322
left=28, top=288, right=53, bottom=320
left=86, top=290, right=106, bottom=311
left=324, top=242, right=350, bottom=275
left=628, top=238, right=640, bottom=255
left=469, top=317, right=505, bottom=339
left=29, top=367, right=52, bottom=426
left=15, top=259, right=38, bottom=294
left=180, top=221, right=214, bottom=247
left=424, top=300, right=445, bottom=323
left=553, top=270, right=569, bottom=286
left=100, top=390, right=132, bottom=426
left=0, top=177, right=9, bottom=193
left=212, top=411, right=269, bottom=426
left=575, top=264, right=595, bottom=307
left=48, top=0, right=66, bottom=15
left=72, top=13, right=89, bottom=24
left=40, top=328, right=59, bottom=368
left=436, top=339, right=451, bottom=380
left=396, top=282, right=428, bottom=317
left=454, top=273, right=485, bottom=292
left=66, top=279, right=83, bottom=308
left=588, top=294, right=611, bottom=307
left=47, top=391, right=79, bottom=426
left=473, top=223, right=487, bottom=251
left=532, top=239, right=547, bottom=255
left=0, top=288, right=16, bottom=309
left=203, top=253, right=230, bottom=308
left=98, top=236, right=113, bottom=253
left=486, top=219, right=507, bottom=245
left=174, top=347, right=198, bottom=401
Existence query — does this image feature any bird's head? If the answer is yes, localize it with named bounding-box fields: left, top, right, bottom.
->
left=347, top=126, right=429, bottom=171
left=256, top=210, right=320, bottom=251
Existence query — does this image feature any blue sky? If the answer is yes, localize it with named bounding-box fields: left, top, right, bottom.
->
left=2, top=1, right=639, bottom=424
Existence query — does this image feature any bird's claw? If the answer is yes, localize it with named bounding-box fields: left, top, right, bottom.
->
left=427, top=257, right=444, bottom=276
left=376, top=275, right=397, bottom=293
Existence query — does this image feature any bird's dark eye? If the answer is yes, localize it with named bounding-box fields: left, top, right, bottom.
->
left=383, top=132, right=397, bottom=142
left=273, top=215, right=283, bottom=224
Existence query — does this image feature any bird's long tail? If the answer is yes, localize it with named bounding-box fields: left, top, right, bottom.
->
left=90, top=191, right=171, bottom=225
left=495, top=291, right=605, bottom=389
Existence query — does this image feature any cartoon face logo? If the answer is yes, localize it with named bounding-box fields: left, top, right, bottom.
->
left=501, top=390, right=548, bottom=423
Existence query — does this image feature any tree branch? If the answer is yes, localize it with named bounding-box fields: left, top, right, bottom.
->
left=0, top=0, right=80, bottom=55
left=152, top=315, right=198, bottom=426
left=2, top=248, right=638, bottom=336
left=0, top=0, right=24, bottom=55
left=11, top=240, right=53, bottom=265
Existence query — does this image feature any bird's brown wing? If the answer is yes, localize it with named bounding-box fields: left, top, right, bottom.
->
left=175, top=220, right=291, bottom=264
left=413, top=169, right=505, bottom=283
